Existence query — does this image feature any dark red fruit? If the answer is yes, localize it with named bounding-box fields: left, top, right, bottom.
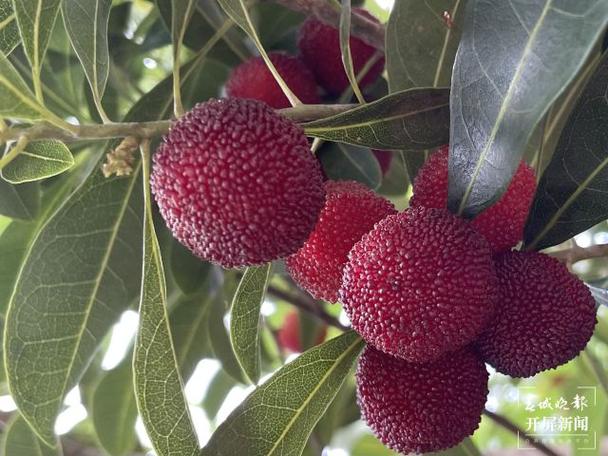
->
left=340, top=207, right=496, bottom=363
left=287, top=180, right=396, bottom=302
left=225, top=52, right=320, bottom=109
left=372, top=149, right=392, bottom=175
left=277, top=310, right=327, bottom=353
left=151, top=98, right=325, bottom=268
left=476, top=251, right=597, bottom=377
left=297, top=8, right=385, bottom=95
left=357, top=346, right=488, bottom=454
left=410, top=145, right=537, bottom=252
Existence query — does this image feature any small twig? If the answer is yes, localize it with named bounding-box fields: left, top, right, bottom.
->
left=550, top=243, right=608, bottom=266
left=0, top=104, right=354, bottom=144
left=483, top=409, right=561, bottom=456
left=267, top=286, right=348, bottom=331
left=269, top=0, right=385, bottom=50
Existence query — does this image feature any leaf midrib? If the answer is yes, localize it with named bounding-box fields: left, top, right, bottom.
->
left=266, top=337, right=363, bottom=455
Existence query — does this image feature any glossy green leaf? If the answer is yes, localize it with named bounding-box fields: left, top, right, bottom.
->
left=0, top=179, right=39, bottom=220
left=2, top=140, right=74, bottom=184
left=92, top=360, right=137, bottom=456
left=171, top=293, right=214, bottom=381
left=524, top=53, right=608, bottom=250
left=0, top=0, right=19, bottom=55
left=230, top=264, right=271, bottom=384
left=386, top=0, right=466, bottom=91
left=1, top=415, right=61, bottom=456
left=62, top=0, right=112, bottom=117
left=319, top=143, right=382, bottom=190
left=0, top=52, right=48, bottom=121
left=303, top=88, right=450, bottom=150
left=202, top=331, right=364, bottom=456
left=133, top=148, right=198, bottom=456
left=386, top=0, right=466, bottom=179
left=12, top=0, right=61, bottom=84
left=447, top=0, right=608, bottom=218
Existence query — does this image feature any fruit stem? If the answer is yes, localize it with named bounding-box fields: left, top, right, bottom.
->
left=483, top=409, right=560, bottom=456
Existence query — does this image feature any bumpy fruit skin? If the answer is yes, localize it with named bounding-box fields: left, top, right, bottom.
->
left=287, top=181, right=396, bottom=302
left=340, top=207, right=496, bottom=363
left=297, top=8, right=385, bottom=95
left=151, top=98, right=325, bottom=268
left=225, top=52, right=320, bottom=109
left=476, top=251, right=597, bottom=377
left=410, top=145, right=537, bottom=252
left=277, top=310, right=327, bottom=352
left=357, top=346, right=488, bottom=454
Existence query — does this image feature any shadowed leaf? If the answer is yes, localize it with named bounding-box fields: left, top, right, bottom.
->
left=2, top=140, right=74, bottom=183
left=1, top=415, right=61, bottom=456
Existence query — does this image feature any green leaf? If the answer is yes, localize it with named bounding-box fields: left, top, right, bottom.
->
left=386, top=0, right=466, bottom=91
left=209, top=288, right=246, bottom=383
left=0, top=179, right=39, bottom=220
left=0, top=0, right=19, bottom=55
left=303, top=88, right=450, bottom=150
left=0, top=52, right=49, bottom=121
left=62, top=0, right=112, bottom=119
left=171, top=293, right=214, bottom=381
left=230, top=264, right=271, bottom=384
left=170, top=241, right=211, bottom=296
left=133, top=147, right=199, bottom=456
left=202, top=368, right=237, bottom=420
left=386, top=0, right=466, bottom=179
left=1, top=415, right=61, bottom=456
left=92, top=360, right=137, bottom=456
left=319, top=143, right=382, bottom=190
left=524, top=53, right=608, bottom=250
left=447, top=0, right=608, bottom=218
left=216, top=0, right=300, bottom=106
left=201, top=331, right=364, bottom=456
left=1, top=140, right=74, bottom=184
left=11, top=0, right=61, bottom=86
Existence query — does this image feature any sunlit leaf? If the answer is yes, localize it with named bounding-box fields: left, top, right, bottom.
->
left=0, top=0, right=19, bottom=55
left=0, top=52, right=49, bottom=121
left=2, top=140, right=74, bottom=184
left=448, top=0, right=608, bottom=218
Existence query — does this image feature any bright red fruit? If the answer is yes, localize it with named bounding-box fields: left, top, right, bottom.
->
left=410, top=145, right=537, bottom=252
left=357, top=346, right=488, bottom=454
left=225, top=52, right=320, bottom=109
left=287, top=180, right=396, bottom=302
left=476, top=251, right=597, bottom=377
left=297, top=8, right=385, bottom=95
left=340, top=207, right=496, bottom=363
left=151, top=98, right=325, bottom=268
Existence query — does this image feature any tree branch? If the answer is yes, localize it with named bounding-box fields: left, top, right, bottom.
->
left=267, top=286, right=349, bottom=331
left=483, top=409, right=561, bottom=456
left=268, top=0, right=385, bottom=50
left=0, top=104, right=354, bottom=144
left=550, top=243, right=608, bottom=266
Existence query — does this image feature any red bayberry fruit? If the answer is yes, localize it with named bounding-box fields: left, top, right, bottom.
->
left=287, top=181, right=396, bottom=302
left=410, top=145, right=537, bottom=252
left=476, top=251, right=597, bottom=377
left=340, top=207, right=496, bottom=363
left=297, top=8, right=385, bottom=95
left=357, top=346, right=488, bottom=454
left=277, top=310, right=327, bottom=352
left=225, top=52, right=320, bottom=109
left=151, top=98, right=325, bottom=268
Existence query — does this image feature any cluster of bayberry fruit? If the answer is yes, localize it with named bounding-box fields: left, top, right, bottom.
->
left=150, top=9, right=598, bottom=455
